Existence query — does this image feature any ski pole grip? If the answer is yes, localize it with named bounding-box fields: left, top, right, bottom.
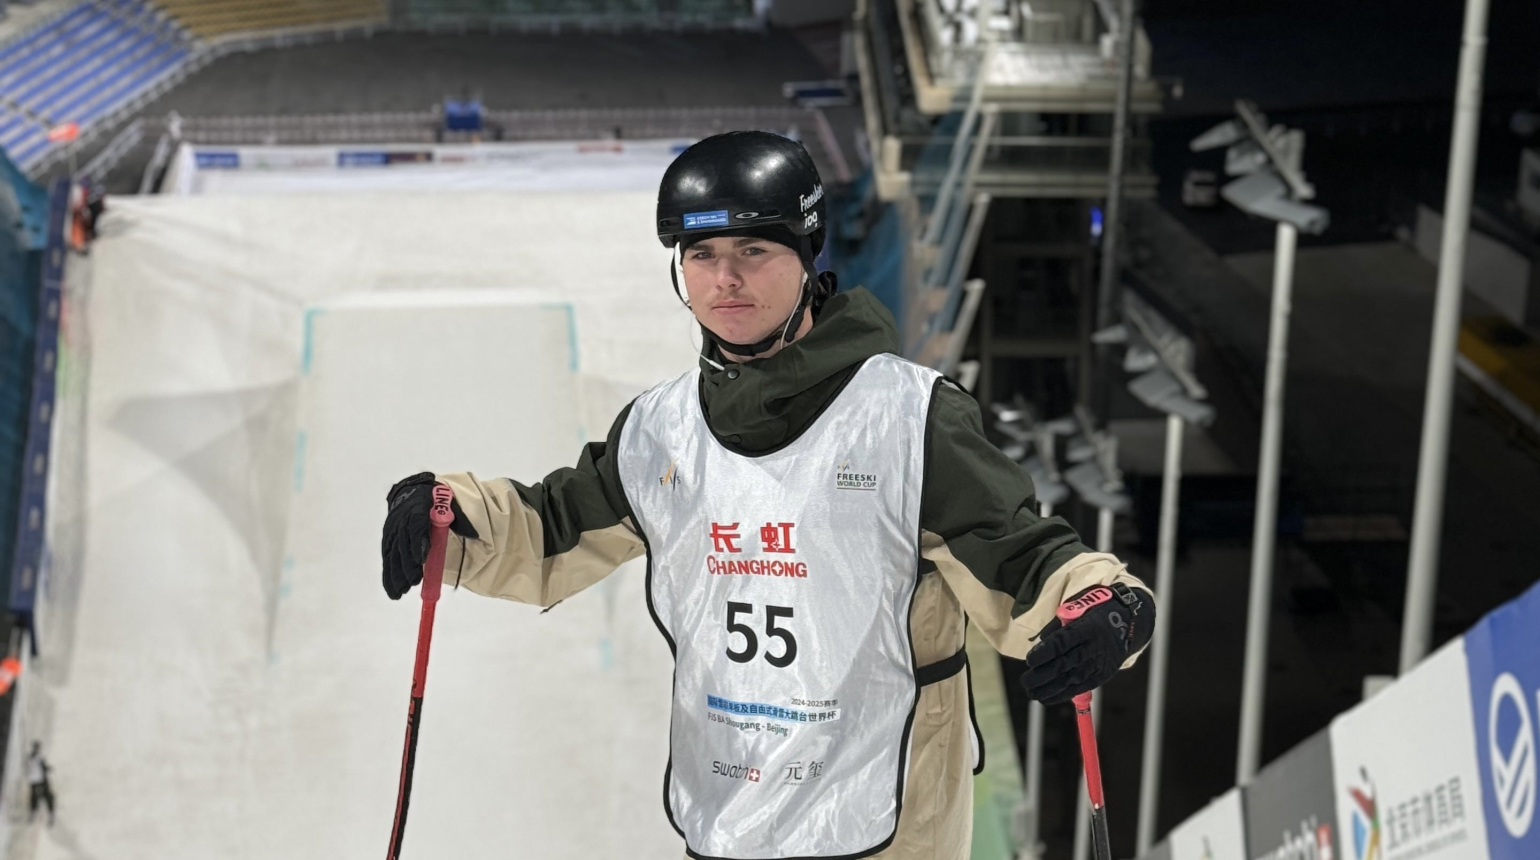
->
left=421, top=484, right=454, bottom=602
left=1073, top=691, right=1106, bottom=809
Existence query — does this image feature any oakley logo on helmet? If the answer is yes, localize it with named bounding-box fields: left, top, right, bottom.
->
left=799, top=184, right=824, bottom=213
left=735, top=211, right=760, bottom=220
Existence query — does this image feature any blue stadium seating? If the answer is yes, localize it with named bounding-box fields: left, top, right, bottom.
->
left=0, top=0, right=193, bottom=169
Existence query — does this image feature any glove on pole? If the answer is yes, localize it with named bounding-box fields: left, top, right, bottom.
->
left=386, top=483, right=454, bottom=860
left=1059, top=590, right=1116, bottom=860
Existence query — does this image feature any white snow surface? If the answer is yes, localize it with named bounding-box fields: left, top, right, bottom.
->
left=22, top=188, right=698, bottom=860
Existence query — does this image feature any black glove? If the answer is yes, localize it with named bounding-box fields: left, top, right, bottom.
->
left=381, top=472, right=479, bottom=600
left=1021, top=583, right=1154, bottom=705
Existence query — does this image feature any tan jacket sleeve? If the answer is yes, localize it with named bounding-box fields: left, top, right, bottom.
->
left=919, top=382, right=1154, bottom=667
left=436, top=472, right=644, bottom=609
left=921, top=540, right=1152, bottom=667
left=432, top=403, right=645, bottom=609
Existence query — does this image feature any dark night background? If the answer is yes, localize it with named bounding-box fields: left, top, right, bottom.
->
left=1007, top=2, right=1540, bottom=857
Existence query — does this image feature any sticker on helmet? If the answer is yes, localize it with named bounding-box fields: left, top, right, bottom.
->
left=799, top=185, right=824, bottom=213
left=684, top=210, right=730, bottom=229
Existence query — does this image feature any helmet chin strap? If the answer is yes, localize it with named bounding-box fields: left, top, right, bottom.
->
left=669, top=236, right=828, bottom=361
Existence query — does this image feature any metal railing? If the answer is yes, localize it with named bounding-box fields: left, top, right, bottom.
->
left=396, top=0, right=761, bottom=31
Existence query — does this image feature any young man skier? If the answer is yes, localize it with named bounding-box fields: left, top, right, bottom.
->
left=379, top=131, right=1156, bottom=859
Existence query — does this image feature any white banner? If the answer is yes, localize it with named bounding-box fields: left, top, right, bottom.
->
left=1331, top=639, right=1488, bottom=860
left=162, top=139, right=695, bottom=195
left=1171, top=787, right=1248, bottom=860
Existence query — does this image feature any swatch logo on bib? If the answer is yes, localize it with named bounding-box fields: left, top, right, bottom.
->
left=711, top=761, right=761, bottom=782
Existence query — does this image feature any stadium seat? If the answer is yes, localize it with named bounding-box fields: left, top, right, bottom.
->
left=152, top=0, right=387, bottom=38
left=0, top=0, right=193, bottom=170
left=400, top=0, right=750, bottom=27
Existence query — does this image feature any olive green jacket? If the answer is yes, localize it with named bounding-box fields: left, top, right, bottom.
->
left=437, top=287, right=1149, bottom=859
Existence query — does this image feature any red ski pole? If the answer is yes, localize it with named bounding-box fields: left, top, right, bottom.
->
left=1071, top=690, right=1113, bottom=860
left=386, top=483, right=455, bottom=860
left=1057, top=590, right=1115, bottom=860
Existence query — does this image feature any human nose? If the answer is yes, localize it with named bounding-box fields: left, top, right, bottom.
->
left=708, top=256, right=744, bottom=291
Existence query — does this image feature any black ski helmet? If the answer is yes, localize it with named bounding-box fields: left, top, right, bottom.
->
left=657, top=131, right=835, bottom=358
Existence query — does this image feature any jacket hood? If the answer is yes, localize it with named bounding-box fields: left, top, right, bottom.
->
left=698, top=287, right=901, bottom=453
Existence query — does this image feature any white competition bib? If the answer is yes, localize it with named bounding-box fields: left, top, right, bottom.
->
left=618, top=354, right=946, bottom=859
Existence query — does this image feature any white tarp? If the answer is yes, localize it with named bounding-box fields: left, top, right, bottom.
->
left=20, top=188, right=701, bottom=860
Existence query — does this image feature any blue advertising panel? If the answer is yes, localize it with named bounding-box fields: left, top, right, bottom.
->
left=1463, top=580, right=1540, bottom=860
left=8, top=179, right=70, bottom=614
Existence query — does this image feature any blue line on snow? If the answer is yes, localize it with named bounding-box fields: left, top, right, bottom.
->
left=301, top=308, right=324, bottom=375
left=292, top=430, right=307, bottom=493
left=540, top=302, right=580, bottom=372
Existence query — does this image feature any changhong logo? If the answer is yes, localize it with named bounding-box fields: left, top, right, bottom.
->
left=835, top=460, right=879, bottom=491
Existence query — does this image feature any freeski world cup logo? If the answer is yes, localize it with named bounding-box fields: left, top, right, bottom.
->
left=660, top=459, right=680, bottom=489
left=835, top=461, right=879, bottom=491
left=1348, top=768, right=1382, bottom=860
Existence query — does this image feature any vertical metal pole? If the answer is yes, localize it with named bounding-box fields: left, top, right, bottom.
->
left=1137, top=412, right=1184, bottom=854
left=1096, top=505, right=1115, bottom=554
left=1022, top=489, right=1058, bottom=859
left=1092, top=0, right=1137, bottom=428
left=1096, top=0, right=1136, bottom=332
left=1072, top=505, right=1117, bottom=860
left=1400, top=0, right=1491, bottom=675
left=1022, top=701, right=1046, bottom=859
left=1236, top=217, right=1298, bottom=784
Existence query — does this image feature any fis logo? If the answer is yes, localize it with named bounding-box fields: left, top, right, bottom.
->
left=660, top=459, right=680, bottom=489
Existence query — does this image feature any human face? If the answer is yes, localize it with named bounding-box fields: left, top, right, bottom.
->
left=680, top=235, right=810, bottom=361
